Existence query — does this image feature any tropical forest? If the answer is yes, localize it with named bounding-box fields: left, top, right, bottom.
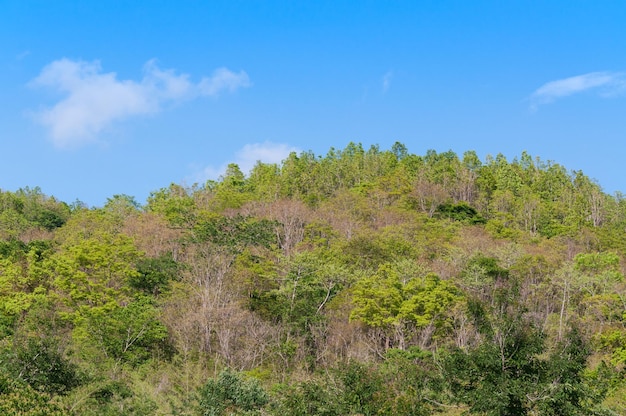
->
left=1, top=142, right=626, bottom=415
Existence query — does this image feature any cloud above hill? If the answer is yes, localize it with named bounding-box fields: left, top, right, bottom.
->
left=30, top=59, right=251, bottom=148
left=530, top=71, right=625, bottom=110
left=190, top=141, right=299, bottom=184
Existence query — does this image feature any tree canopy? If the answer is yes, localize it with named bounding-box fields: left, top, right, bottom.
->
left=1, top=143, right=625, bottom=414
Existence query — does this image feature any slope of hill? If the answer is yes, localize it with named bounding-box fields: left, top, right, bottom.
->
left=1, top=143, right=625, bottom=415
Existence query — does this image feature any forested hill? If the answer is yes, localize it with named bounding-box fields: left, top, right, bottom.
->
left=1, top=142, right=625, bottom=415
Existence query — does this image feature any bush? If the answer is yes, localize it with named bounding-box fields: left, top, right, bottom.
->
left=197, top=368, right=268, bottom=416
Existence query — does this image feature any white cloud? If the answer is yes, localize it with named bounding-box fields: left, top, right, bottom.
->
left=142, top=60, right=193, bottom=101
left=199, top=67, right=251, bottom=96
left=235, top=142, right=298, bottom=174
left=382, top=70, right=393, bottom=93
left=530, top=71, right=626, bottom=110
left=30, top=58, right=251, bottom=148
left=190, top=141, right=299, bottom=184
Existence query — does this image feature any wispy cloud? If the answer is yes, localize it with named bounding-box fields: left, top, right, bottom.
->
left=30, top=58, right=251, bottom=148
left=235, top=142, right=299, bottom=174
left=16, top=50, right=30, bottom=61
left=529, top=71, right=626, bottom=110
left=190, top=141, right=299, bottom=184
left=382, top=70, right=393, bottom=94
left=199, top=67, right=251, bottom=96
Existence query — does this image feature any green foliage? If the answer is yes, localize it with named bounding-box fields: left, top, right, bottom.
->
left=1, top=336, right=81, bottom=395
left=0, top=187, right=70, bottom=238
left=247, top=161, right=282, bottom=201
left=0, top=240, right=54, bottom=315
left=391, top=141, right=409, bottom=160
left=445, top=317, right=604, bottom=415
left=0, top=238, right=28, bottom=258
left=67, top=380, right=158, bottom=416
left=275, top=252, right=350, bottom=331
left=5, top=145, right=626, bottom=414
left=574, top=252, right=623, bottom=293
left=598, top=329, right=626, bottom=365
left=51, top=232, right=141, bottom=310
left=235, top=251, right=281, bottom=320
left=399, top=273, right=461, bottom=331
left=341, top=224, right=426, bottom=269
left=534, top=328, right=597, bottom=416
left=444, top=324, right=545, bottom=415
left=271, top=359, right=441, bottom=416
left=196, top=368, right=268, bottom=416
left=436, top=202, right=485, bottom=224
left=193, top=214, right=278, bottom=251
left=103, top=194, right=141, bottom=221
left=212, top=163, right=252, bottom=210
left=130, top=254, right=180, bottom=296
left=0, top=373, right=65, bottom=416
left=270, top=378, right=344, bottom=416
left=338, top=361, right=385, bottom=416
left=146, top=183, right=196, bottom=226
left=460, top=254, right=510, bottom=293
left=351, top=261, right=460, bottom=348
left=351, top=263, right=404, bottom=330
left=378, top=348, right=445, bottom=415
left=72, top=297, right=168, bottom=366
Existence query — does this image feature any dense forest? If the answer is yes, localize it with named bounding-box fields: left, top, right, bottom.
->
left=1, top=142, right=625, bottom=415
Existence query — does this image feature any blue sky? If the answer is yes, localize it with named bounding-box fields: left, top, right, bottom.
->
left=2, top=1, right=626, bottom=206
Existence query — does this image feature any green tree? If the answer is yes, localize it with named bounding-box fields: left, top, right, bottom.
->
left=146, top=183, right=196, bottom=227
left=351, top=261, right=460, bottom=349
left=444, top=322, right=544, bottom=416
left=1, top=336, right=80, bottom=395
left=130, top=253, right=180, bottom=296
left=247, top=161, right=282, bottom=201
left=212, top=163, right=251, bottom=210
left=196, top=368, right=268, bottom=416
left=0, top=242, right=53, bottom=316
left=192, top=213, right=278, bottom=251
left=0, top=373, right=65, bottom=416
left=72, top=297, right=168, bottom=367
left=51, top=232, right=141, bottom=311
left=0, top=188, right=70, bottom=238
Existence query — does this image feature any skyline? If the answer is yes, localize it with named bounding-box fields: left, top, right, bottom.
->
left=2, top=1, right=626, bottom=206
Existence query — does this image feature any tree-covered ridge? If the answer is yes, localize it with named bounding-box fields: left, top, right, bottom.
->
left=0, top=143, right=625, bottom=415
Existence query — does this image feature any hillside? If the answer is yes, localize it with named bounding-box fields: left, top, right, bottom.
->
left=1, top=142, right=625, bottom=415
